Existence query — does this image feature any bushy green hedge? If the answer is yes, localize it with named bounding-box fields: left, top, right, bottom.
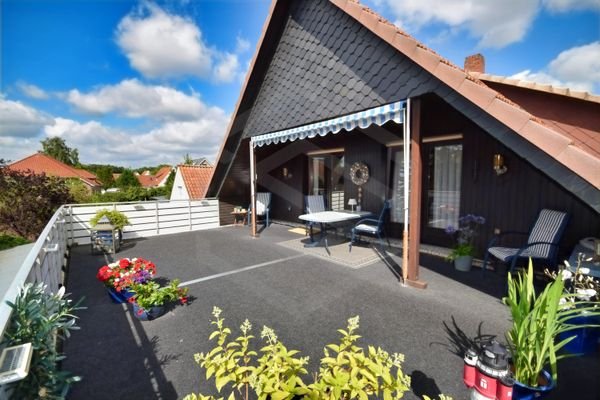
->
left=0, top=233, right=30, bottom=251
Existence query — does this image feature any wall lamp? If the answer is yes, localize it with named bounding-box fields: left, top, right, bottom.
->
left=282, top=167, right=292, bottom=179
left=493, top=154, right=507, bottom=176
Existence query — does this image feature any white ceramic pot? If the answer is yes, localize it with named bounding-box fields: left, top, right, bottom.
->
left=454, top=255, right=473, bottom=272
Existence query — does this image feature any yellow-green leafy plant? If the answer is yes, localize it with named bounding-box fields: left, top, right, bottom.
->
left=184, top=308, right=445, bottom=400
left=90, top=208, right=130, bottom=230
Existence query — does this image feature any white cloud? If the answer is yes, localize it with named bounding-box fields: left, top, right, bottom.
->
left=66, top=79, right=209, bottom=121
left=213, top=53, right=241, bottom=83
left=374, top=0, right=599, bottom=49
left=16, top=81, right=49, bottom=100
left=543, top=0, right=600, bottom=12
left=236, top=36, right=251, bottom=53
left=0, top=97, right=54, bottom=138
left=44, top=112, right=229, bottom=166
left=115, top=3, right=248, bottom=82
left=116, top=3, right=212, bottom=79
left=510, top=41, right=600, bottom=93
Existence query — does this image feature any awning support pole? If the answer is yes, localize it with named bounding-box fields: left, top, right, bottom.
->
left=249, top=140, right=257, bottom=237
left=402, top=101, right=410, bottom=284
left=407, top=98, right=427, bottom=289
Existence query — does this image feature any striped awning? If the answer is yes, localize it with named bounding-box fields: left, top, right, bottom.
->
left=251, top=100, right=406, bottom=147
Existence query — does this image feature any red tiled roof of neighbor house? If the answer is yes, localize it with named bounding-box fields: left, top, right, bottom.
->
left=7, top=153, right=101, bottom=187
left=136, top=166, right=172, bottom=188
left=327, top=0, right=600, bottom=188
left=179, top=165, right=213, bottom=200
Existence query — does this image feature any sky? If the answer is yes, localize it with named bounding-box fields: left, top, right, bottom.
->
left=1, top=0, right=599, bottom=168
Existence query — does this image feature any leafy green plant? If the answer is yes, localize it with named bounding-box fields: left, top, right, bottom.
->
left=445, top=243, right=474, bottom=262
left=184, top=307, right=444, bottom=400
left=2, top=283, right=84, bottom=399
left=0, top=233, right=30, bottom=250
left=89, top=209, right=130, bottom=230
left=504, top=259, right=600, bottom=387
left=129, top=279, right=188, bottom=309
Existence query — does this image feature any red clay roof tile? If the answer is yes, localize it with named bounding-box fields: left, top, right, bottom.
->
left=8, top=153, right=101, bottom=187
left=179, top=165, right=213, bottom=200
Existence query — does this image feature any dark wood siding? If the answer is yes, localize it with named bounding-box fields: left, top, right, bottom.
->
left=219, top=139, right=251, bottom=225
left=420, top=94, right=600, bottom=260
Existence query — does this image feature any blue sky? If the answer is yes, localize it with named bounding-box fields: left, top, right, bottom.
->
left=1, top=0, right=598, bottom=167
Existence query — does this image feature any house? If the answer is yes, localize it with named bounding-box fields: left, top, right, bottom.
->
left=137, top=166, right=173, bottom=188
left=8, top=152, right=102, bottom=192
left=191, top=157, right=212, bottom=167
left=207, top=0, right=600, bottom=287
left=170, top=165, right=213, bottom=200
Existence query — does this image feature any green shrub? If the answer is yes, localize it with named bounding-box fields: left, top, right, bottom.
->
left=184, top=307, right=450, bottom=400
left=2, top=283, right=84, bottom=399
left=89, top=209, right=130, bottom=230
left=0, top=233, right=30, bottom=251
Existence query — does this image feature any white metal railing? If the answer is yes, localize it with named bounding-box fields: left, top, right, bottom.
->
left=0, top=199, right=220, bottom=340
left=0, top=206, right=68, bottom=340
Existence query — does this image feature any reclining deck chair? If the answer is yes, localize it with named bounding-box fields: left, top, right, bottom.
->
left=482, top=209, right=569, bottom=276
left=247, top=192, right=271, bottom=228
left=349, top=200, right=391, bottom=252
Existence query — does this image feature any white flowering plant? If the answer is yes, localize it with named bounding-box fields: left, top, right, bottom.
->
left=545, top=253, right=600, bottom=304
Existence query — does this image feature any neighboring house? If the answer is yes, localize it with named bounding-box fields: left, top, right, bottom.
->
left=137, top=166, right=173, bottom=188
left=8, top=152, right=102, bottom=192
left=170, top=165, right=213, bottom=200
left=207, top=0, right=600, bottom=286
left=191, top=157, right=212, bottom=167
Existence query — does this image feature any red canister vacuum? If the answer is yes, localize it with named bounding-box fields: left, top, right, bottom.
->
left=463, top=340, right=513, bottom=400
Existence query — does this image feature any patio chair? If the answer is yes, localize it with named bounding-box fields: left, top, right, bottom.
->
left=304, top=195, right=327, bottom=240
left=247, top=192, right=271, bottom=228
left=482, top=209, right=569, bottom=276
left=349, top=200, right=391, bottom=252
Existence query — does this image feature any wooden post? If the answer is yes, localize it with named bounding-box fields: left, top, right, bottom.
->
left=249, top=140, right=258, bottom=237
left=407, top=98, right=427, bottom=289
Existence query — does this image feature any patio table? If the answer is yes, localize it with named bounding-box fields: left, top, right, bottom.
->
left=298, top=210, right=372, bottom=255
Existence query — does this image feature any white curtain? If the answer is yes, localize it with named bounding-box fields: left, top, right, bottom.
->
left=391, top=149, right=405, bottom=223
left=429, top=145, right=462, bottom=229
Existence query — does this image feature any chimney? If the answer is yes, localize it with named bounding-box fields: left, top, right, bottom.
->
left=464, top=54, right=485, bottom=73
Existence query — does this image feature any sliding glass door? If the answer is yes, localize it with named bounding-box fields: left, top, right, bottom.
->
left=308, top=152, right=345, bottom=210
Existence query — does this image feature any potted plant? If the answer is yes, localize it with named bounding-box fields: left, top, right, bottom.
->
left=128, top=279, right=188, bottom=321
left=90, top=208, right=130, bottom=243
left=445, top=214, right=485, bottom=271
left=504, top=259, right=600, bottom=399
left=545, top=255, right=600, bottom=355
left=96, top=257, right=156, bottom=303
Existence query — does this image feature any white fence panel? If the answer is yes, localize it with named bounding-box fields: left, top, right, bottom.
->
left=66, top=199, right=219, bottom=245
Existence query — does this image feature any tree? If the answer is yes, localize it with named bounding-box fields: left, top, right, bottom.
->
left=164, top=170, right=176, bottom=196
left=95, top=166, right=115, bottom=188
left=183, top=153, right=194, bottom=165
left=0, top=167, right=73, bottom=240
left=40, top=137, right=80, bottom=166
left=115, top=169, right=141, bottom=188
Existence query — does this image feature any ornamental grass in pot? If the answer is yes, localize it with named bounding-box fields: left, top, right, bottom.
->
left=503, top=259, right=600, bottom=398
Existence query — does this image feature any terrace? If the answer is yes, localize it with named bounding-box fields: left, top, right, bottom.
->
left=2, top=201, right=598, bottom=399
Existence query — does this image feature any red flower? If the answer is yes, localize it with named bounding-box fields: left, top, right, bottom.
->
left=119, top=259, right=130, bottom=269
left=180, top=296, right=188, bottom=305
left=96, top=266, right=111, bottom=282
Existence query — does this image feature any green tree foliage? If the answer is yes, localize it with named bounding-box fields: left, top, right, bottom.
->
left=40, top=137, right=80, bottom=166
left=183, top=153, right=194, bottom=165
left=84, top=163, right=125, bottom=174
left=116, top=169, right=141, bottom=188
left=89, top=186, right=169, bottom=203
left=164, top=170, right=176, bottom=196
left=0, top=167, right=73, bottom=240
left=66, top=178, right=91, bottom=204
left=0, top=233, right=30, bottom=251
left=2, top=283, right=84, bottom=399
left=95, top=166, right=116, bottom=188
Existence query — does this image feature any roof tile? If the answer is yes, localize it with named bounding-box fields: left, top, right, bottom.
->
left=179, top=165, right=213, bottom=200
left=8, top=153, right=101, bottom=187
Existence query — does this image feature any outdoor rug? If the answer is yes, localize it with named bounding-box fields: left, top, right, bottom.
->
left=278, top=236, right=381, bottom=269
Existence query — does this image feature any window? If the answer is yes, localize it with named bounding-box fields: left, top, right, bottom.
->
left=308, top=152, right=345, bottom=210
left=425, top=144, right=462, bottom=229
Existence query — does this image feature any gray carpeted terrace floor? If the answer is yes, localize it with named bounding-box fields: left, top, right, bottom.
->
left=62, top=224, right=599, bottom=400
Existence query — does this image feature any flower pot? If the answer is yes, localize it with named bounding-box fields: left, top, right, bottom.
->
left=512, top=370, right=555, bottom=400
left=558, top=314, right=600, bottom=355
left=454, top=255, right=473, bottom=272
left=132, top=303, right=165, bottom=321
left=107, top=287, right=135, bottom=304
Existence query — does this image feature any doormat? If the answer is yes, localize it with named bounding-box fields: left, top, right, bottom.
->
left=278, top=236, right=381, bottom=269
left=288, top=227, right=321, bottom=235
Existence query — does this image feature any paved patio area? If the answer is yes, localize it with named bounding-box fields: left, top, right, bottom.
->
left=63, top=224, right=599, bottom=399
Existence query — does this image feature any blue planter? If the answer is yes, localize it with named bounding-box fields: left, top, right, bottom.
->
left=513, top=370, right=555, bottom=400
left=558, top=314, right=600, bottom=355
left=107, top=287, right=135, bottom=304
left=132, top=303, right=165, bottom=321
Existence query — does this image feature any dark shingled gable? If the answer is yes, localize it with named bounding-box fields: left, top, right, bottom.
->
left=243, top=0, right=440, bottom=138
